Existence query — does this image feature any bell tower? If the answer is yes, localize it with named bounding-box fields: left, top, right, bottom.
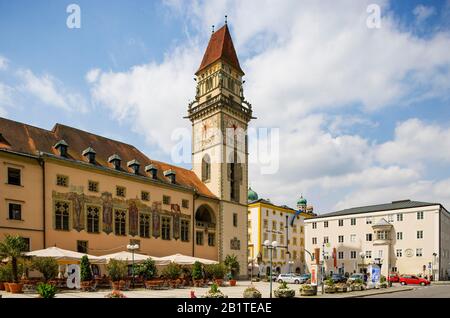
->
left=187, top=22, right=254, bottom=271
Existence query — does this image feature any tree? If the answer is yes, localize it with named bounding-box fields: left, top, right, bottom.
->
left=31, top=257, right=59, bottom=282
left=0, top=235, right=27, bottom=283
left=162, top=262, right=182, bottom=280
left=80, top=255, right=92, bottom=282
left=192, top=261, right=203, bottom=280
left=224, top=254, right=240, bottom=279
left=107, top=259, right=128, bottom=282
left=137, top=258, right=157, bottom=280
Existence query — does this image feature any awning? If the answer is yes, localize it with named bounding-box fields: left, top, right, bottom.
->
left=101, top=251, right=167, bottom=265
left=158, top=253, right=218, bottom=265
left=25, top=246, right=106, bottom=264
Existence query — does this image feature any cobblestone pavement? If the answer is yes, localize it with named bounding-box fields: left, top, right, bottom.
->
left=0, top=281, right=416, bottom=298
left=362, top=284, right=450, bottom=298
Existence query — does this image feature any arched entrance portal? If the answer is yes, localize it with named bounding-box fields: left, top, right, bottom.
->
left=195, top=204, right=216, bottom=227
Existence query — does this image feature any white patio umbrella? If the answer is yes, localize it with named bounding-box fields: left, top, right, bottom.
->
left=158, top=253, right=218, bottom=265
left=101, top=251, right=166, bottom=265
left=25, top=246, right=106, bottom=264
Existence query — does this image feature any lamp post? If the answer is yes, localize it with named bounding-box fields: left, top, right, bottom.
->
left=127, top=244, right=139, bottom=289
left=264, top=240, right=278, bottom=298
left=359, top=252, right=366, bottom=274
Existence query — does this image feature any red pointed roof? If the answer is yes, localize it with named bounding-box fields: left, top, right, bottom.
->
left=196, top=24, right=244, bottom=75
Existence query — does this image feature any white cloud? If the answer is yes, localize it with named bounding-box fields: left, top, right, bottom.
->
left=0, top=82, right=14, bottom=116
left=0, top=55, right=8, bottom=70
left=17, top=69, right=88, bottom=113
left=413, top=5, right=436, bottom=24
left=86, top=68, right=101, bottom=83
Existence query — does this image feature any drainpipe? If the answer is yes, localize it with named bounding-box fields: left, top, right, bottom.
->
left=38, top=154, right=46, bottom=248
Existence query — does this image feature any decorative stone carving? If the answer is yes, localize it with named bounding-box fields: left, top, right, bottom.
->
left=230, top=237, right=240, bottom=250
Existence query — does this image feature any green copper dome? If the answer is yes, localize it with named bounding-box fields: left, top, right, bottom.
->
left=248, top=187, right=259, bottom=202
left=297, top=195, right=307, bottom=206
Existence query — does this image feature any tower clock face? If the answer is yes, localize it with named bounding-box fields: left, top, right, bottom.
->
left=194, top=116, right=219, bottom=150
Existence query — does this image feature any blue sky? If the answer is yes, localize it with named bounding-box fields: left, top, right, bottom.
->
left=1, top=0, right=450, bottom=213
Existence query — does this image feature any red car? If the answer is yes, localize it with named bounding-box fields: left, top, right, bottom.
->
left=399, top=275, right=430, bottom=286
left=388, top=273, right=400, bottom=282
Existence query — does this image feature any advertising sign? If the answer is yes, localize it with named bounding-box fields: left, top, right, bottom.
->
left=66, top=264, right=80, bottom=289
left=311, top=265, right=318, bottom=286
left=370, top=264, right=381, bottom=284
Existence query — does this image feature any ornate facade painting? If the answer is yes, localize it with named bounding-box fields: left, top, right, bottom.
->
left=230, top=237, right=241, bottom=250
left=68, top=192, right=85, bottom=232
left=101, top=192, right=113, bottom=234
left=171, top=204, right=181, bottom=240
left=128, top=200, right=139, bottom=237
left=152, top=201, right=162, bottom=238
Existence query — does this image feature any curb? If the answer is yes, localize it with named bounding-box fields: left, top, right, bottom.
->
left=345, top=287, right=414, bottom=298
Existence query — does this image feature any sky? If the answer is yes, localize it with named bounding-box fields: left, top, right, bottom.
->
left=1, top=0, right=450, bottom=214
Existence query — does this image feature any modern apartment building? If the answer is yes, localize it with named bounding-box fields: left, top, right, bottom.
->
left=305, top=200, right=450, bottom=280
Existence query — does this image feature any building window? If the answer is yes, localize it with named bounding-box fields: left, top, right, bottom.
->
left=324, top=221, right=328, bottom=228
left=416, top=248, right=423, bottom=257
left=338, top=251, right=344, bottom=259
left=378, top=250, right=383, bottom=258
left=114, top=209, right=126, bottom=236
left=196, top=231, right=204, bottom=245
left=139, top=213, right=151, bottom=238
left=397, top=213, right=403, bottom=221
left=8, top=203, right=22, bottom=220
left=365, top=251, right=372, bottom=259
left=387, top=214, right=394, bottom=223
left=366, top=217, right=372, bottom=225
left=417, top=230, right=423, bottom=239
left=77, top=240, right=88, bottom=253
left=7, top=168, right=21, bottom=186
left=208, top=233, right=215, bottom=246
left=376, top=231, right=388, bottom=240
left=312, top=237, right=317, bottom=245
left=263, top=248, right=268, bottom=258
left=293, top=225, right=297, bottom=233
left=233, top=213, right=238, bottom=227
left=293, top=250, right=298, bottom=260
left=272, top=220, right=277, bottom=230
left=280, top=235, right=284, bottom=245
left=55, top=201, right=70, bottom=230
left=180, top=220, right=189, bottom=242
left=338, top=235, right=344, bottom=243
left=163, top=195, right=171, bottom=205
left=351, top=218, right=356, bottom=226
left=293, top=237, right=297, bottom=245
left=161, top=216, right=171, bottom=240
left=280, top=250, right=285, bottom=259
left=300, top=226, right=304, bottom=233
left=300, top=238, right=304, bottom=246
left=323, top=236, right=329, bottom=244
left=397, top=232, right=403, bottom=240
left=56, top=175, right=69, bottom=187
left=396, top=249, right=402, bottom=257
left=201, top=154, right=211, bottom=182
left=350, top=251, right=357, bottom=259
left=141, top=191, right=150, bottom=201
left=417, top=211, right=424, bottom=220
left=366, top=233, right=372, bottom=242
left=350, top=234, right=356, bottom=242
left=88, top=181, right=99, bottom=192
left=312, top=222, right=317, bottom=229
left=86, top=206, right=100, bottom=233
left=263, top=219, right=268, bottom=229
left=338, top=219, right=344, bottom=227
left=116, top=186, right=126, bottom=197
left=182, top=199, right=189, bottom=209
left=263, top=233, right=268, bottom=241
left=272, top=234, right=276, bottom=242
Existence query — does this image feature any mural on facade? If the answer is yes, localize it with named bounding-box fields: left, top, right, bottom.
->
left=101, top=192, right=113, bottom=234
left=230, top=237, right=241, bottom=250
left=68, top=192, right=85, bottom=232
left=171, top=203, right=181, bottom=240
left=152, top=201, right=161, bottom=238
left=128, top=200, right=139, bottom=237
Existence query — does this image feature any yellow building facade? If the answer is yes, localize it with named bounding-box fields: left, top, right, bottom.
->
left=0, top=23, right=252, bottom=277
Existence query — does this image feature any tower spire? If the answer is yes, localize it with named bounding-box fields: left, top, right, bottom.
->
left=225, top=15, right=228, bottom=25
left=212, top=25, right=215, bottom=33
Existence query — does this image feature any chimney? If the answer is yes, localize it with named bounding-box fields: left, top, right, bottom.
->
left=164, top=169, right=176, bottom=184
left=82, top=147, right=96, bottom=164
left=145, top=164, right=158, bottom=180
left=108, top=154, right=122, bottom=170
left=54, top=140, right=68, bottom=158
left=127, top=159, right=140, bottom=175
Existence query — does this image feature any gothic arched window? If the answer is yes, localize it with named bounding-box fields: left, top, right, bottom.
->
left=202, top=154, right=211, bottom=182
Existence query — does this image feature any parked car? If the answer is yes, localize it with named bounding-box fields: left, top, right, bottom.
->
left=298, top=273, right=311, bottom=284
left=330, top=273, right=347, bottom=283
left=347, top=273, right=364, bottom=282
left=276, top=273, right=303, bottom=284
left=388, top=273, right=400, bottom=283
left=399, top=275, right=430, bottom=286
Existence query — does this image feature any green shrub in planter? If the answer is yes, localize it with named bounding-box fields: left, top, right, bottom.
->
left=36, top=283, right=57, bottom=298
left=80, top=255, right=92, bottom=282
left=31, top=257, right=59, bottom=282
left=243, top=286, right=262, bottom=298
left=299, top=284, right=317, bottom=296
left=203, top=283, right=228, bottom=298
left=162, top=262, right=182, bottom=280
left=192, top=261, right=203, bottom=280
left=107, top=259, right=128, bottom=282
left=137, top=258, right=158, bottom=281
left=274, top=281, right=295, bottom=298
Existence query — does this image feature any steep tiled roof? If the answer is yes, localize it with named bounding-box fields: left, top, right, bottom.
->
left=311, top=200, right=441, bottom=219
left=0, top=117, right=216, bottom=198
left=196, top=24, right=244, bottom=75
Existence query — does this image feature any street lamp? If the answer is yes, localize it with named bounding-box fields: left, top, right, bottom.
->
left=359, top=252, right=366, bottom=274
left=127, top=244, right=139, bottom=289
left=264, top=240, right=278, bottom=298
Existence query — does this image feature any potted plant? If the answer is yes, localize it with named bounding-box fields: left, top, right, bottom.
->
left=0, top=235, right=28, bottom=293
left=36, top=282, right=57, bottom=298
left=0, top=263, right=14, bottom=292
left=191, top=261, right=204, bottom=287
left=138, top=258, right=158, bottom=283
left=80, top=255, right=93, bottom=290
left=335, top=282, right=347, bottom=292
left=209, top=263, right=227, bottom=286
left=324, top=278, right=336, bottom=293
left=243, top=285, right=262, bottom=298
left=274, top=281, right=296, bottom=298
left=203, top=283, right=228, bottom=298
left=162, top=262, right=182, bottom=287
left=224, top=254, right=240, bottom=286
left=31, top=257, right=59, bottom=282
left=107, top=259, right=128, bottom=290
left=299, top=284, right=317, bottom=296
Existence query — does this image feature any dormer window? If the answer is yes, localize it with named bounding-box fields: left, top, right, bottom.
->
left=82, top=147, right=96, bottom=164
left=127, top=159, right=140, bottom=175
left=163, top=169, right=176, bottom=184
left=54, top=140, right=68, bottom=158
left=108, top=154, right=122, bottom=170
left=145, top=164, right=158, bottom=180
